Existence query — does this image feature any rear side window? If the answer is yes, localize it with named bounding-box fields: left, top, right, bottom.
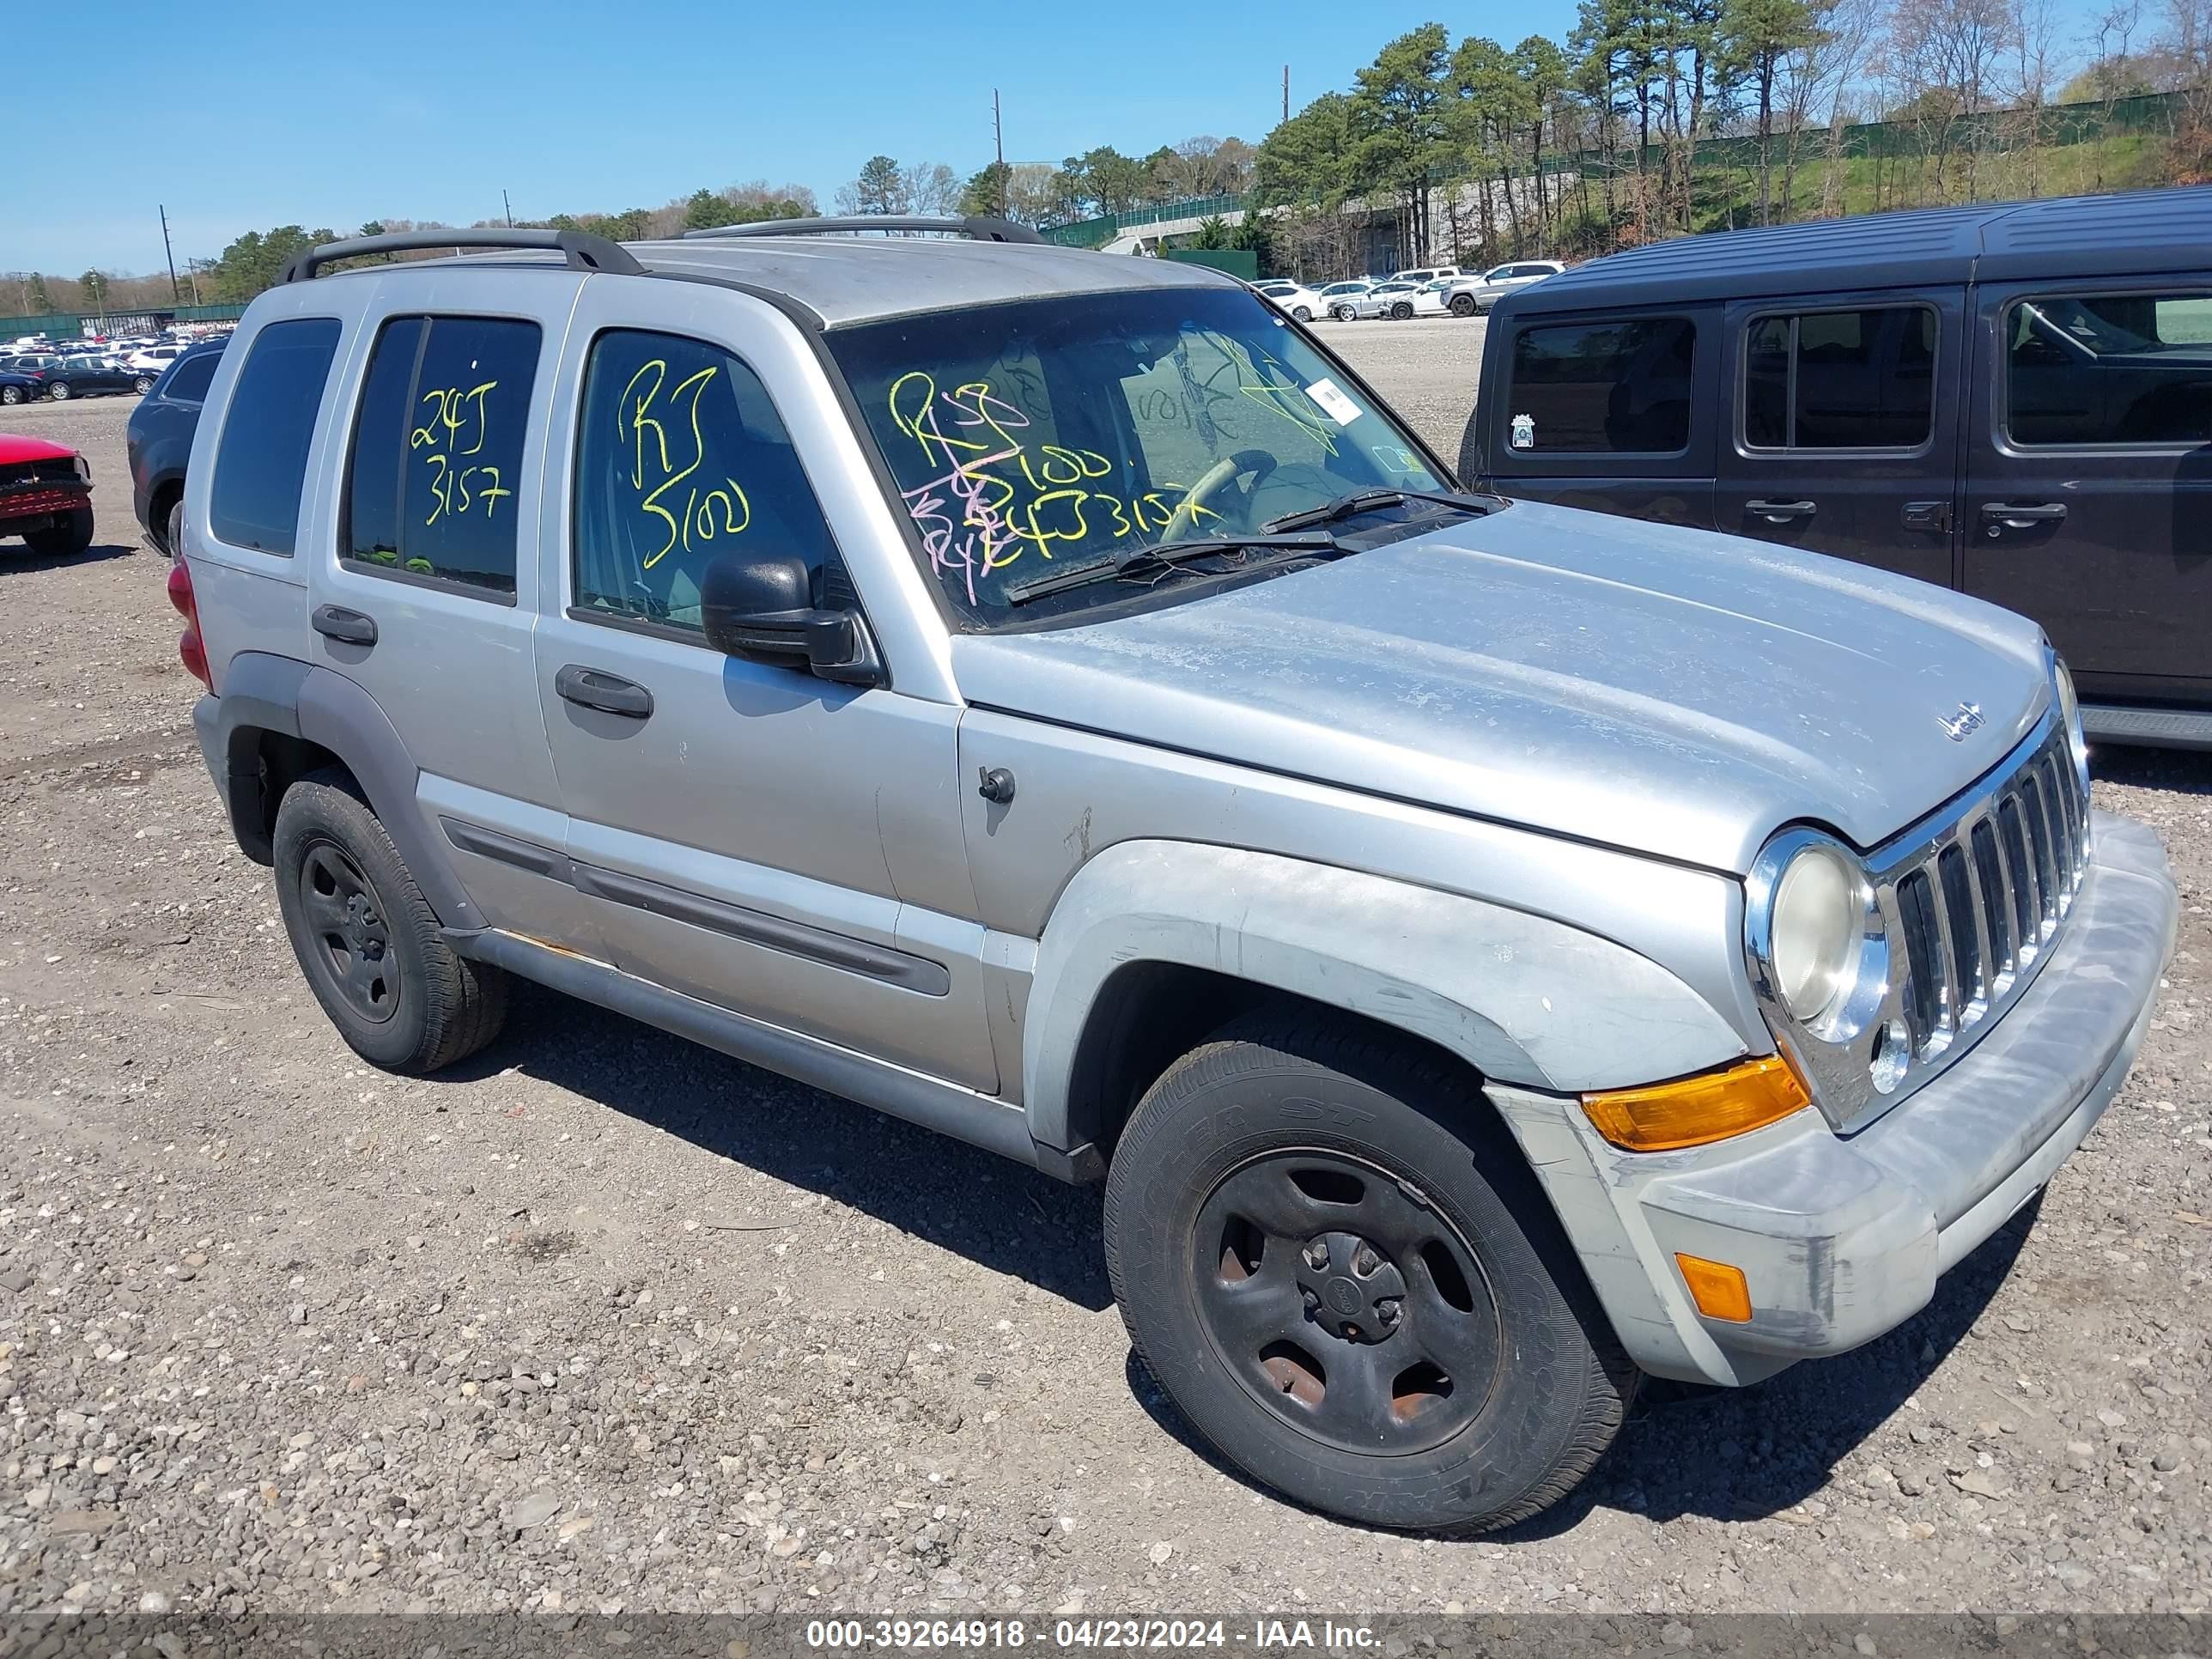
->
left=343, top=314, right=540, bottom=598
left=209, top=318, right=341, bottom=556
left=571, top=328, right=842, bottom=632
left=1744, top=307, right=1935, bottom=450
left=163, top=352, right=220, bottom=403
left=1507, top=317, right=1695, bottom=454
left=2005, top=292, right=2212, bottom=447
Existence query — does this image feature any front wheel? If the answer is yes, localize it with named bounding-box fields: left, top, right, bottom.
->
left=24, top=508, right=94, bottom=558
left=1332, top=304, right=1356, bottom=321
left=46, top=381, right=70, bottom=400
left=1389, top=301, right=1413, bottom=320
left=1103, top=1010, right=1636, bottom=1532
left=0, top=385, right=21, bottom=405
left=1291, top=305, right=1313, bottom=322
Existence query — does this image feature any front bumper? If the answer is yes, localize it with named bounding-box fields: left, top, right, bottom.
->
left=1492, top=810, right=2178, bottom=1386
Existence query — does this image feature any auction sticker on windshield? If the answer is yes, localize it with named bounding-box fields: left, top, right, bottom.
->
left=1304, top=377, right=1362, bottom=426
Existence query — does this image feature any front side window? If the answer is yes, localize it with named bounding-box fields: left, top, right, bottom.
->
left=1743, top=307, right=1934, bottom=450
left=1507, top=316, right=1695, bottom=454
left=572, top=329, right=842, bottom=631
left=209, top=317, right=342, bottom=556
left=343, top=314, right=540, bottom=597
left=2005, top=292, right=2212, bottom=447
left=829, top=287, right=1443, bottom=626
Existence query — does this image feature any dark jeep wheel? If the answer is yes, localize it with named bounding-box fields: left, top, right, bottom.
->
left=24, top=508, right=94, bottom=558
left=1103, top=1009, right=1637, bottom=1533
left=273, top=771, right=508, bottom=1073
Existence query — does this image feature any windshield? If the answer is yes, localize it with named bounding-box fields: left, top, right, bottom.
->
left=829, top=286, right=1443, bottom=626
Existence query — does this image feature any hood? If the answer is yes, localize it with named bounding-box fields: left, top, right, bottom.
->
left=949, top=501, right=2053, bottom=873
left=0, top=434, right=78, bottom=465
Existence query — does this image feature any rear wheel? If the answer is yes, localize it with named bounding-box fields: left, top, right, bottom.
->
left=24, top=508, right=94, bottom=558
left=1291, top=305, right=1313, bottom=322
left=274, top=772, right=508, bottom=1073
left=1103, top=1009, right=1636, bottom=1532
left=1449, top=293, right=1477, bottom=318
left=46, top=381, right=70, bottom=401
left=165, top=498, right=185, bottom=562
left=133, top=374, right=155, bottom=394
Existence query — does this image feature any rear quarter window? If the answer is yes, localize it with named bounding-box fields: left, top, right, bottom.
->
left=162, top=352, right=221, bottom=404
left=209, top=318, right=343, bottom=556
left=1506, top=317, right=1696, bottom=454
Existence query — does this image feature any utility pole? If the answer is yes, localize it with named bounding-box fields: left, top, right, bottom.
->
left=1283, top=65, right=1290, bottom=124
left=159, top=204, right=180, bottom=302
left=992, top=89, right=1006, bottom=216
left=502, top=189, right=514, bottom=228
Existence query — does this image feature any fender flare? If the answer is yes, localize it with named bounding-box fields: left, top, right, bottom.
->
left=195, top=653, right=481, bottom=930
left=1019, top=841, right=1747, bottom=1156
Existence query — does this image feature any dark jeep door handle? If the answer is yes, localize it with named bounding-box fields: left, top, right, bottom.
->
left=311, top=604, right=377, bottom=646
left=555, top=664, right=654, bottom=719
left=1982, top=501, right=2069, bottom=530
left=1746, top=499, right=1818, bottom=522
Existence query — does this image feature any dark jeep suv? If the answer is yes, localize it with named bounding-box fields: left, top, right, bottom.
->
left=127, top=338, right=226, bottom=557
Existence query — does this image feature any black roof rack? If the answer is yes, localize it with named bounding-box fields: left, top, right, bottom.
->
left=277, top=228, right=645, bottom=284
left=683, top=215, right=1043, bottom=245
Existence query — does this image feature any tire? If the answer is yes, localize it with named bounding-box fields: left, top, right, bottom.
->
left=1389, top=301, right=1413, bottom=320
left=1291, top=306, right=1313, bottom=321
left=133, top=375, right=155, bottom=394
left=1332, top=305, right=1356, bottom=321
left=1449, top=293, right=1477, bottom=318
left=165, top=497, right=185, bottom=562
left=46, top=381, right=70, bottom=400
left=1, top=385, right=21, bottom=405
left=24, top=507, right=94, bottom=558
left=273, top=771, right=508, bottom=1073
left=1103, top=1008, right=1637, bottom=1533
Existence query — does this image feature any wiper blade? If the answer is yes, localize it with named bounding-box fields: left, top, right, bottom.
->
left=1002, top=532, right=1345, bottom=606
left=1261, top=488, right=1498, bottom=534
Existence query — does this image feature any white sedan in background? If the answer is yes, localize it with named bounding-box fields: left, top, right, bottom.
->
left=1252, top=280, right=1326, bottom=321
left=1344, top=281, right=1425, bottom=319
left=1316, top=280, right=1376, bottom=319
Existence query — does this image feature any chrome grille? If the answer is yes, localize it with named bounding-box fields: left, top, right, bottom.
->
left=1756, top=714, right=2092, bottom=1129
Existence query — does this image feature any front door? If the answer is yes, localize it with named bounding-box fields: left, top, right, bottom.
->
left=1964, top=276, right=2212, bottom=700
left=529, top=282, right=998, bottom=1092
left=1717, top=291, right=1964, bottom=590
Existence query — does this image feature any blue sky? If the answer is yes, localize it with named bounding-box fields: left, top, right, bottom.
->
left=3, top=0, right=1534, bottom=276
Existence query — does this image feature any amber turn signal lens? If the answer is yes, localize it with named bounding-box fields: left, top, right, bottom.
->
left=1581, top=1054, right=1811, bottom=1152
left=1675, top=1253, right=1753, bottom=1322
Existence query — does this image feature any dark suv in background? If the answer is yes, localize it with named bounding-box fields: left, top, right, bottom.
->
left=1464, top=186, right=2212, bottom=749
left=127, top=338, right=225, bottom=557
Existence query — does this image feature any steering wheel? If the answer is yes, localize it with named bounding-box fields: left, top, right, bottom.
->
left=1160, top=449, right=1277, bottom=543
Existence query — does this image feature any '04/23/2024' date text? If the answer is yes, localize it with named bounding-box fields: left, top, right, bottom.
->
left=803, top=1620, right=1379, bottom=1650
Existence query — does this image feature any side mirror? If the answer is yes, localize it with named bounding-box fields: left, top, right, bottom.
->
left=699, top=551, right=880, bottom=686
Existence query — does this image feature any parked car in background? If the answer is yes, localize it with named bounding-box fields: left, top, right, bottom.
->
left=1466, top=186, right=2212, bottom=748
left=126, top=343, right=188, bottom=372
left=1252, top=280, right=1325, bottom=322
left=0, top=369, right=41, bottom=407
left=1388, top=265, right=1460, bottom=287
left=27, top=357, right=157, bottom=399
left=1317, top=280, right=1375, bottom=319
left=1430, top=259, right=1566, bottom=316
left=2, top=353, right=64, bottom=375
left=128, top=338, right=224, bottom=556
left=1348, top=280, right=1424, bottom=319
left=0, top=434, right=94, bottom=556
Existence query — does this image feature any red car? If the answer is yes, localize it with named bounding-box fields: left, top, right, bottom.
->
left=0, top=433, right=94, bottom=556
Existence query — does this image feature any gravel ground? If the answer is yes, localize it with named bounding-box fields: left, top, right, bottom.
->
left=0, top=336, right=2205, bottom=1620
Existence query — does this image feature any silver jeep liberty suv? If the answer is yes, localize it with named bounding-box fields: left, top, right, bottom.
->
left=174, top=220, right=2178, bottom=1532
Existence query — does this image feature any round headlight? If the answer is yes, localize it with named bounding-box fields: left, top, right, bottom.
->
left=1769, top=842, right=1863, bottom=1023
left=2053, top=655, right=2087, bottom=779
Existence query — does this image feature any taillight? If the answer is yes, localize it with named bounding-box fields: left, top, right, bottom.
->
left=167, top=558, right=211, bottom=688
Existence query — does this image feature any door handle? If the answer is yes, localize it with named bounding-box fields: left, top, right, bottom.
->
left=1982, top=501, right=2069, bottom=532
left=1746, top=499, right=1818, bottom=523
left=311, top=604, right=377, bottom=646
left=1901, top=499, right=1952, bottom=533
left=555, top=664, right=654, bottom=719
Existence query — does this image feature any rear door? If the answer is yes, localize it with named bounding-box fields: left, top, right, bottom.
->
left=1717, top=289, right=1964, bottom=588
left=1477, top=305, right=1717, bottom=528
left=1965, top=278, right=2212, bottom=698
left=310, top=272, right=595, bottom=949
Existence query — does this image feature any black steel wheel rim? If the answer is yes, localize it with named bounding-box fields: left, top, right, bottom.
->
left=297, top=837, right=401, bottom=1023
left=1189, top=1147, right=1502, bottom=1456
